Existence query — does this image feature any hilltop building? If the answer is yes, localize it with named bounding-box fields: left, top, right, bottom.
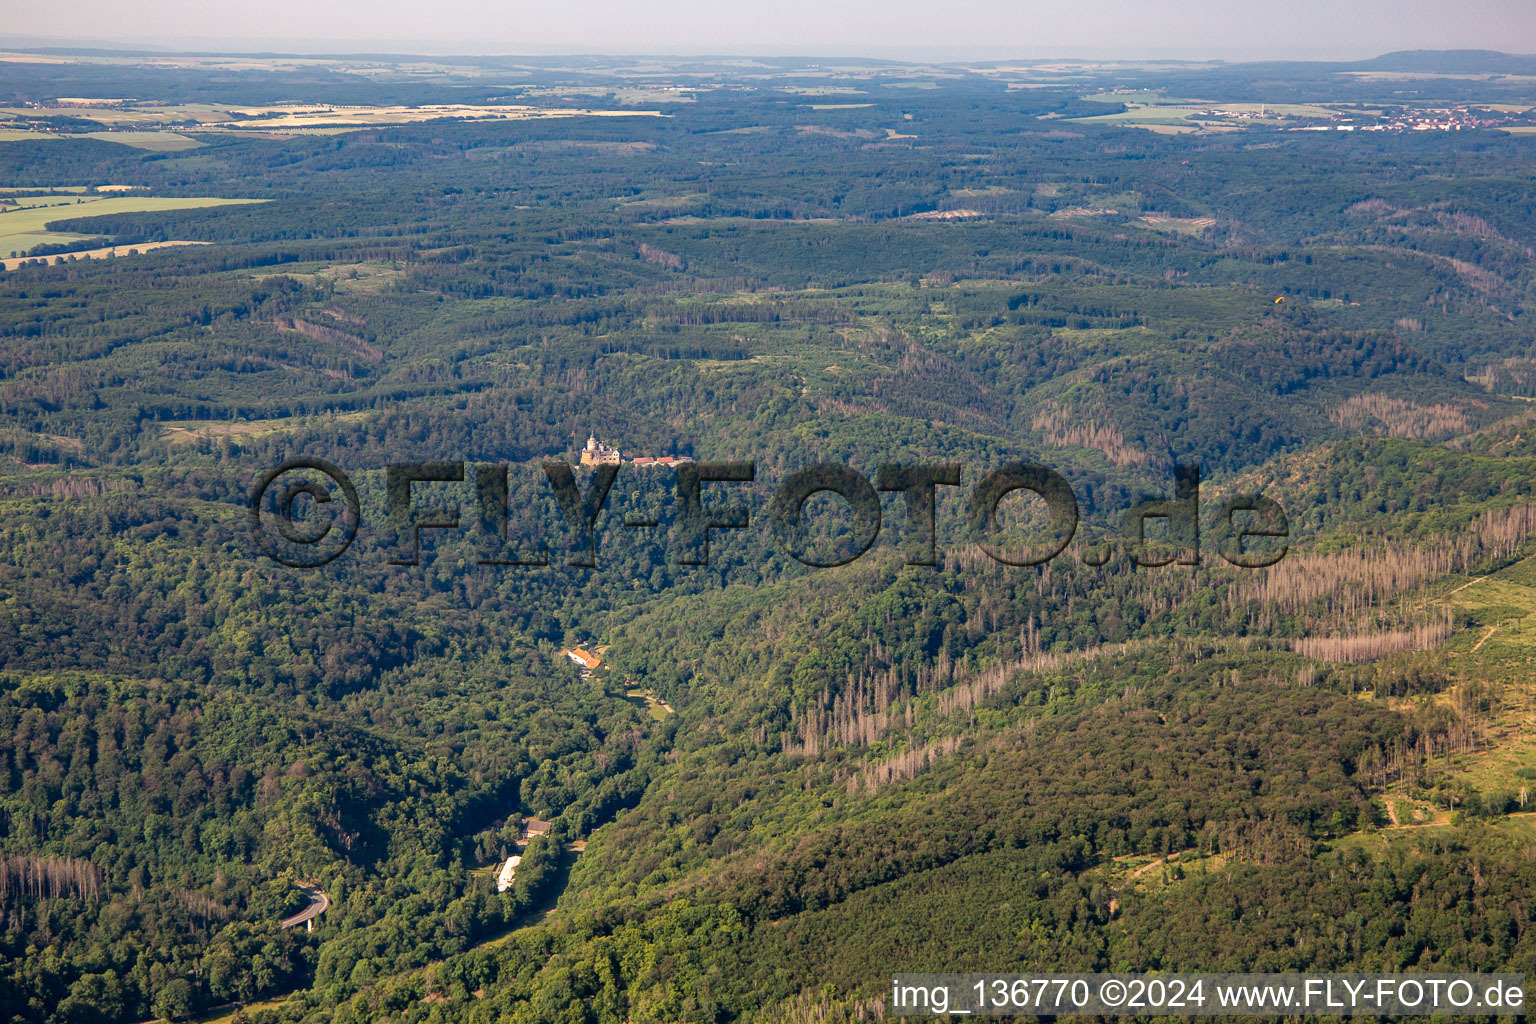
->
left=576, top=433, right=692, bottom=468
left=580, top=433, right=622, bottom=466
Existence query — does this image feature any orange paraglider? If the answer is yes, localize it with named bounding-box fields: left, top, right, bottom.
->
left=1274, top=296, right=1285, bottom=303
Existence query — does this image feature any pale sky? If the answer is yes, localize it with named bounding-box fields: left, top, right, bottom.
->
left=3, top=0, right=1535, bottom=61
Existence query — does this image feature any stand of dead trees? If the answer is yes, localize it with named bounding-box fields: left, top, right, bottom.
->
left=1233, top=502, right=1536, bottom=630
left=0, top=854, right=103, bottom=901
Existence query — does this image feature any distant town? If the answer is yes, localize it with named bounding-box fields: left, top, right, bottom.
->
left=1073, top=89, right=1536, bottom=135
left=1289, top=106, right=1525, bottom=132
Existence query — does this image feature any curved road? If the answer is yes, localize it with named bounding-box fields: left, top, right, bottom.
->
left=279, top=886, right=330, bottom=929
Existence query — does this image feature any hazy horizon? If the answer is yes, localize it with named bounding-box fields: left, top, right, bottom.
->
left=4, top=0, right=1536, bottom=63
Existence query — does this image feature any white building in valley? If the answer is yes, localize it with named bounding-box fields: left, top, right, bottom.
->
left=496, top=854, right=522, bottom=892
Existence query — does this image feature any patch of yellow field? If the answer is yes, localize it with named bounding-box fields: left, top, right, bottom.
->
left=1, top=240, right=208, bottom=271
left=0, top=186, right=140, bottom=194
left=0, top=52, right=75, bottom=64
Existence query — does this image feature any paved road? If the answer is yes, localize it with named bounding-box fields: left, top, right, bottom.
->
left=279, top=886, right=330, bottom=929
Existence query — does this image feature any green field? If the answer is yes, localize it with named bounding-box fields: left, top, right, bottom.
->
left=82, top=130, right=202, bottom=150
left=0, top=102, right=234, bottom=125
left=1074, top=105, right=1217, bottom=125
left=1071, top=97, right=1346, bottom=132
left=4, top=195, right=97, bottom=209
left=0, top=128, right=202, bottom=149
left=1082, top=89, right=1167, bottom=103
left=0, top=194, right=264, bottom=256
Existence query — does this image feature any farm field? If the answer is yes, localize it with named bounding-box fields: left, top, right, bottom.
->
left=1070, top=93, right=1400, bottom=132
left=205, top=103, right=664, bottom=128
left=0, top=194, right=264, bottom=256
left=0, top=239, right=208, bottom=270
left=81, top=130, right=202, bottom=150
left=1073, top=102, right=1292, bottom=127
left=0, top=102, right=236, bottom=125
left=0, top=100, right=665, bottom=137
left=0, top=128, right=201, bottom=149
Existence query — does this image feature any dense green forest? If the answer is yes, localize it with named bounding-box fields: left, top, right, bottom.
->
left=1, top=47, right=1536, bottom=1024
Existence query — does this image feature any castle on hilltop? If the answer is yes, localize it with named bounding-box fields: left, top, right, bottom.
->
left=580, top=433, right=622, bottom=466
left=579, top=432, right=692, bottom=468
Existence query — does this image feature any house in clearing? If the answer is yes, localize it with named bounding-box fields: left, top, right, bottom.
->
left=565, top=648, right=601, bottom=672
left=521, top=818, right=553, bottom=839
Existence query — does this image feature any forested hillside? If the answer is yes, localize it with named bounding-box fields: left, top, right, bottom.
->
left=2, top=49, right=1536, bottom=1024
